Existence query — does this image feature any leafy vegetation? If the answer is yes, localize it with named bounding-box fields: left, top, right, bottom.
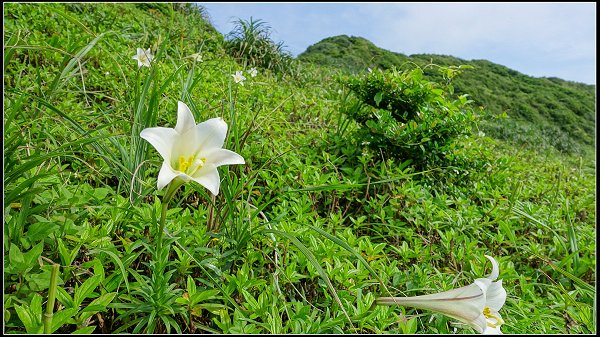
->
left=298, top=35, right=596, bottom=156
left=3, top=3, right=596, bottom=335
left=341, top=65, right=477, bottom=170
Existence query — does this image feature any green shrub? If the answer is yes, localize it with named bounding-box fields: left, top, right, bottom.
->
left=342, top=65, right=477, bottom=169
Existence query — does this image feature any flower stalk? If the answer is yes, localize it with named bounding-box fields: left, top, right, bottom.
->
left=156, top=179, right=184, bottom=248
left=43, top=263, right=60, bottom=334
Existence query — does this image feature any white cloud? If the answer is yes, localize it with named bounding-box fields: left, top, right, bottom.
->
left=366, top=4, right=594, bottom=56
left=200, top=2, right=596, bottom=84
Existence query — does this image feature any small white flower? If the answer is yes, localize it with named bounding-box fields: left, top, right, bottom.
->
left=188, top=52, right=203, bottom=62
left=249, top=67, right=258, bottom=77
left=132, top=47, right=154, bottom=68
left=479, top=131, right=486, bottom=137
left=377, top=255, right=507, bottom=334
left=368, top=67, right=372, bottom=73
left=140, top=101, right=245, bottom=195
left=232, top=71, right=246, bottom=85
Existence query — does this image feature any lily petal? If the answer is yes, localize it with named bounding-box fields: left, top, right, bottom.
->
left=175, top=101, right=197, bottom=134
left=190, top=164, right=221, bottom=196
left=483, top=325, right=503, bottom=334
left=140, top=127, right=178, bottom=162
left=377, top=283, right=488, bottom=333
left=204, top=148, right=245, bottom=167
left=485, top=280, right=507, bottom=312
left=157, top=161, right=183, bottom=190
left=193, top=117, right=228, bottom=150
left=484, top=255, right=500, bottom=280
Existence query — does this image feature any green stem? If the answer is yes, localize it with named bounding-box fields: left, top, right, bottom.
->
left=156, top=180, right=183, bottom=248
left=157, top=198, right=169, bottom=250
left=43, top=263, right=60, bottom=334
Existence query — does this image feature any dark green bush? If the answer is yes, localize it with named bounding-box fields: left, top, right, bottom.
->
left=342, top=65, right=477, bottom=169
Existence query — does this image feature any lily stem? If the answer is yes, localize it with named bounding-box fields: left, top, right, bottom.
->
left=157, top=199, right=169, bottom=250
left=43, top=263, right=60, bottom=334
left=156, top=180, right=183, bottom=249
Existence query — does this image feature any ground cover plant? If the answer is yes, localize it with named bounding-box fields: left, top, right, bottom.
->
left=3, top=3, right=596, bottom=334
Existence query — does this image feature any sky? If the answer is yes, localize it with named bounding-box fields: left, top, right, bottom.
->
left=199, top=2, right=596, bottom=85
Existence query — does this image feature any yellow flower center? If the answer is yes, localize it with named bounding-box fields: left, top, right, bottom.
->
left=483, top=306, right=505, bottom=328
left=178, top=155, right=205, bottom=175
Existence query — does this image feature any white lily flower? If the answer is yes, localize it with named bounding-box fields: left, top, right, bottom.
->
left=132, top=48, right=154, bottom=68
left=377, top=255, right=506, bottom=334
left=249, top=67, right=258, bottom=77
left=140, top=101, right=245, bottom=195
left=232, top=71, right=246, bottom=85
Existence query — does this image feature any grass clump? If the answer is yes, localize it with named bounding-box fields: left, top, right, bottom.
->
left=224, top=17, right=295, bottom=77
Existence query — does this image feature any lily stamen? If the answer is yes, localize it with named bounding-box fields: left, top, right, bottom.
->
left=483, top=306, right=504, bottom=328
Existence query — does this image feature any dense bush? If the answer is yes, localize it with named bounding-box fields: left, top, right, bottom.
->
left=342, top=65, right=477, bottom=169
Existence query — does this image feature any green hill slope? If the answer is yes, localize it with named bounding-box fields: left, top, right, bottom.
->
left=3, top=4, right=596, bottom=335
left=298, top=35, right=596, bottom=154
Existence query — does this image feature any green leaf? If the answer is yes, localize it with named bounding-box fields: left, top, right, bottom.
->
left=26, top=269, right=59, bottom=292
left=8, top=244, right=25, bottom=273
left=72, top=326, right=96, bottom=334
left=79, top=304, right=107, bottom=314
left=88, top=292, right=117, bottom=308
left=186, top=275, right=197, bottom=296
left=79, top=292, right=117, bottom=321
left=374, top=92, right=383, bottom=106
left=15, top=304, right=43, bottom=334
left=50, top=308, right=78, bottom=333
left=14, top=293, right=43, bottom=334
left=56, top=286, right=75, bottom=309
left=57, top=239, right=81, bottom=267
left=23, top=242, right=44, bottom=267
left=401, top=316, right=418, bottom=334
left=88, top=248, right=129, bottom=293
left=74, top=274, right=102, bottom=307
left=26, top=222, right=59, bottom=243
left=537, top=254, right=595, bottom=294
left=191, top=289, right=221, bottom=304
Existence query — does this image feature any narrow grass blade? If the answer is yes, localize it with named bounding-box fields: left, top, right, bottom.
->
left=262, top=228, right=355, bottom=329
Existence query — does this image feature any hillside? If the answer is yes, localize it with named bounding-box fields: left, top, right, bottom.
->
left=298, top=35, right=596, bottom=155
left=3, top=3, right=596, bottom=335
